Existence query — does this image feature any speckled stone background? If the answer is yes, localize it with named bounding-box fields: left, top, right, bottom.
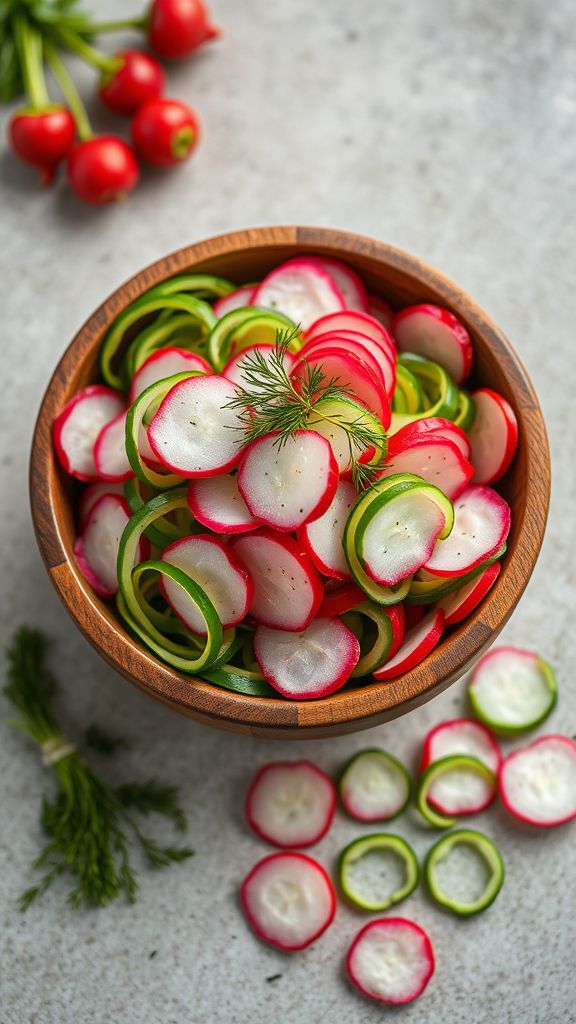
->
left=1, top=0, right=575, bottom=1021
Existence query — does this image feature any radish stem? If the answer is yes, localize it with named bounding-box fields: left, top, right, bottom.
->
left=14, top=18, right=49, bottom=108
left=45, top=45, right=92, bottom=142
left=56, top=27, right=121, bottom=74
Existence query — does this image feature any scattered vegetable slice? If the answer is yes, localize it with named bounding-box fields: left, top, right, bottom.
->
left=417, top=754, right=497, bottom=828
left=240, top=852, right=336, bottom=951
left=245, top=761, right=336, bottom=848
left=424, top=829, right=504, bottom=915
left=499, top=736, right=576, bottom=827
left=339, top=748, right=411, bottom=821
left=346, top=918, right=435, bottom=1004
left=468, top=647, right=557, bottom=735
left=339, top=834, right=419, bottom=911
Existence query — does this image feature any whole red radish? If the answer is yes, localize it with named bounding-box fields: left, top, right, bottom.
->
left=149, top=0, right=220, bottom=59
left=9, top=105, right=75, bottom=183
left=99, top=50, right=165, bottom=115
left=132, top=99, right=199, bottom=166
left=67, top=136, right=139, bottom=204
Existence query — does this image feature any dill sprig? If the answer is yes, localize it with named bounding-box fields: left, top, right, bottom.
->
left=4, top=628, right=193, bottom=910
left=227, top=327, right=387, bottom=489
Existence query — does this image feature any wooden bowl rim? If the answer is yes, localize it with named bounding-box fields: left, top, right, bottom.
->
left=30, top=225, right=550, bottom=735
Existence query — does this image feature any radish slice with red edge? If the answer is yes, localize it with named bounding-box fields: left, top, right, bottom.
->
left=240, top=852, right=336, bottom=951
left=373, top=610, right=445, bottom=680
left=238, top=430, right=339, bottom=532
left=93, top=411, right=133, bottom=482
left=468, top=388, right=518, bottom=484
left=292, top=347, right=391, bottom=428
left=302, top=332, right=396, bottom=399
left=499, top=736, right=576, bottom=827
left=246, top=761, right=336, bottom=848
left=420, top=718, right=501, bottom=776
left=129, top=347, right=211, bottom=403
left=392, top=304, right=473, bottom=385
left=379, top=436, right=473, bottom=501
left=437, top=561, right=501, bottom=624
left=254, top=617, right=360, bottom=698
left=347, top=918, right=435, bottom=1004
left=307, top=310, right=393, bottom=349
left=311, top=256, right=369, bottom=311
left=187, top=473, right=261, bottom=534
left=231, top=530, right=323, bottom=631
left=385, top=602, right=406, bottom=658
left=468, top=646, right=557, bottom=734
left=252, top=258, right=345, bottom=329
left=389, top=415, right=471, bottom=459
left=339, top=749, right=412, bottom=822
left=74, top=494, right=140, bottom=597
left=160, top=535, right=252, bottom=635
left=317, top=580, right=365, bottom=617
left=367, top=295, right=394, bottom=330
left=360, top=487, right=451, bottom=587
left=54, top=385, right=126, bottom=482
left=417, top=755, right=497, bottom=827
left=147, top=374, right=245, bottom=477
left=222, top=343, right=296, bottom=391
left=78, top=481, right=126, bottom=528
left=404, top=602, right=424, bottom=631
left=424, top=485, right=511, bottom=577
left=298, top=479, right=357, bottom=579
left=213, top=285, right=257, bottom=319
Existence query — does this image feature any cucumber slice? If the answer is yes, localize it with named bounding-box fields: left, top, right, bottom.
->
left=455, top=389, right=476, bottom=430
left=339, top=834, right=419, bottom=911
left=469, top=647, right=557, bottom=735
left=339, top=748, right=412, bottom=822
left=424, top=829, right=504, bottom=915
left=125, top=314, right=204, bottom=378
left=145, top=274, right=235, bottom=300
left=397, top=354, right=460, bottom=420
left=393, top=363, right=425, bottom=413
left=347, top=602, right=394, bottom=676
left=307, top=395, right=387, bottom=473
left=207, top=308, right=298, bottom=371
left=405, top=546, right=506, bottom=604
left=417, top=755, right=497, bottom=829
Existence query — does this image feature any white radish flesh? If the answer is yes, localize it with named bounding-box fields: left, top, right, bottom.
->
left=161, top=535, right=252, bottom=634
left=238, top=430, right=338, bottom=531
left=246, top=761, right=335, bottom=847
left=427, top=761, right=496, bottom=815
left=361, top=490, right=448, bottom=586
left=436, top=561, right=501, bottom=625
left=213, top=285, right=257, bottom=318
left=380, top=438, right=473, bottom=501
left=94, top=411, right=132, bottom=482
left=307, top=310, right=392, bottom=347
left=254, top=618, right=360, bottom=698
left=340, top=750, right=411, bottom=821
left=129, top=348, right=210, bottom=403
left=54, top=386, right=125, bottom=481
left=347, top=918, right=435, bottom=1004
left=312, top=257, right=368, bottom=311
left=373, top=611, right=445, bottom=680
left=241, top=852, right=336, bottom=950
left=468, top=389, right=518, bottom=484
left=422, top=719, right=501, bottom=775
left=424, top=485, right=510, bottom=576
left=79, top=481, right=126, bottom=528
left=231, top=531, right=323, bottom=631
left=74, top=494, right=132, bottom=596
left=499, top=737, right=576, bottom=826
left=147, top=375, right=245, bottom=476
left=253, top=258, right=346, bottom=329
left=392, top=304, right=472, bottom=385
left=187, top=473, right=261, bottom=533
left=223, top=343, right=296, bottom=392
left=299, top=479, right=357, bottom=578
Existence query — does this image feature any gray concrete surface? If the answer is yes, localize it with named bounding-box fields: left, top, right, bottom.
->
left=1, top=0, right=575, bottom=1021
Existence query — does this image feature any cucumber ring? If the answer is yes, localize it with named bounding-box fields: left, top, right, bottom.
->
left=207, top=308, right=298, bottom=371
left=125, top=372, right=202, bottom=489
left=339, top=834, right=419, bottom=912
left=347, top=602, right=394, bottom=677
left=424, top=829, right=504, bottom=915
left=417, top=755, right=497, bottom=829
left=339, top=748, right=412, bottom=822
left=468, top=647, right=558, bottom=735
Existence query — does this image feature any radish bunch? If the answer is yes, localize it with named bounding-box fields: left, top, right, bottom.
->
left=3, top=0, right=216, bottom=203
left=53, top=256, right=519, bottom=695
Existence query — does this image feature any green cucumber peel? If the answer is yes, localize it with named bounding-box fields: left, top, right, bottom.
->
left=125, top=314, right=204, bottom=377
left=339, top=748, right=412, bottom=822
left=417, top=755, right=496, bottom=829
left=469, top=652, right=557, bottom=735
left=424, top=828, right=504, bottom=915
left=199, top=665, right=275, bottom=697
left=346, top=602, right=394, bottom=677
left=338, top=833, right=420, bottom=911
left=125, top=371, right=202, bottom=489
left=393, top=363, right=426, bottom=414
left=354, top=479, right=455, bottom=562
left=207, top=308, right=298, bottom=371
left=144, top=275, right=235, bottom=300
left=406, top=546, right=507, bottom=604
left=123, top=477, right=183, bottom=549
left=455, top=390, right=476, bottom=430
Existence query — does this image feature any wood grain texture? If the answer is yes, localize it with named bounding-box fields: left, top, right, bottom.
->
left=29, top=226, right=550, bottom=738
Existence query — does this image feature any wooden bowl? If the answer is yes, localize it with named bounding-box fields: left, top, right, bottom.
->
left=30, top=227, right=550, bottom=739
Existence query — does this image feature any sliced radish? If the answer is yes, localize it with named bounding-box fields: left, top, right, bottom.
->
left=147, top=374, right=245, bottom=477
left=380, top=437, right=473, bottom=501
left=388, top=416, right=471, bottom=460
left=74, top=494, right=136, bottom=597
left=307, top=310, right=393, bottom=349
left=291, top=348, right=390, bottom=428
left=298, top=479, right=357, bottom=579
left=437, top=561, right=501, bottom=624
left=302, top=333, right=396, bottom=399
left=317, top=580, right=365, bottom=617
left=373, top=610, right=445, bottom=680
left=367, top=294, right=394, bottom=330
left=93, top=411, right=132, bottom=482
left=54, top=385, right=126, bottom=482
left=240, top=852, right=336, bottom=951
left=468, top=389, right=518, bottom=484
left=424, top=486, right=511, bottom=577
left=360, top=489, right=450, bottom=587
left=246, top=761, right=336, bottom=848
left=254, top=617, right=360, bottom=698
left=468, top=646, right=557, bottom=734
left=231, top=530, right=323, bottom=631
left=252, top=258, right=345, bottom=329
left=499, top=736, right=576, bottom=827
left=424, top=753, right=497, bottom=817
left=421, top=719, right=501, bottom=776
left=311, top=256, right=369, bottom=311
left=347, top=918, right=435, bottom=1004
left=386, top=603, right=406, bottom=658
left=213, top=285, right=257, bottom=319
left=307, top=396, right=386, bottom=474
left=78, top=481, right=126, bottom=528
left=392, top=304, right=473, bottom=385
left=237, top=430, right=339, bottom=532
left=404, top=602, right=424, bottom=631
left=160, top=535, right=252, bottom=634
left=187, top=473, right=261, bottom=534
left=129, top=347, right=211, bottom=403
left=339, top=749, right=412, bottom=822
left=222, top=343, right=296, bottom=391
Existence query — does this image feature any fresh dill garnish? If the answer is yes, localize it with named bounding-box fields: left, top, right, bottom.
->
left=226, top=326, right=387, bottom=489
